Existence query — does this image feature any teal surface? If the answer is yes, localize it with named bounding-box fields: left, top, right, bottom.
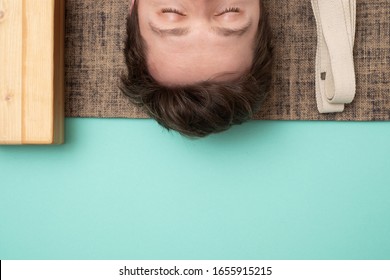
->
left=1, top=119, right=390, bottom=260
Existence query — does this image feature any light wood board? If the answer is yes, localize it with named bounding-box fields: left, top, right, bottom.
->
left=0, top=0, right=64, bottom=145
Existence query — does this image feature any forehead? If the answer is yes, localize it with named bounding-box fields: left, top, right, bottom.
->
left=147, top=43, right=253, bottom=86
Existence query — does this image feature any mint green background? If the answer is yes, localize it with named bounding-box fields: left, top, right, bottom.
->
left=1, top=119, right=390, bottom=260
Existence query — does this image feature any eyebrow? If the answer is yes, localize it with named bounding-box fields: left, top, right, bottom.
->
left=149, top=20, right=253, bottom=38
left=212, top=20, right=253, bottom=37
left=149, top=22, right=190, bottom=37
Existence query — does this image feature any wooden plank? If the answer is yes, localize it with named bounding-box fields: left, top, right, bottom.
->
left=53, top=0, right=65, bottom=144
left=0, top=0, right=23, bottom=144
left=0, top=0, right=64, bottom=145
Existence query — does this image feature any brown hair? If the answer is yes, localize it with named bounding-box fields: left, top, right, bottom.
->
left=121, top=1, right=273, bottom=137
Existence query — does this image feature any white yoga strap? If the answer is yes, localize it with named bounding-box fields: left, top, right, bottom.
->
left=311, top=0, right=357, bottom=113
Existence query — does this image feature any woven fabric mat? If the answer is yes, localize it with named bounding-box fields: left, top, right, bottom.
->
left=65, top=0, right=390, bottom=120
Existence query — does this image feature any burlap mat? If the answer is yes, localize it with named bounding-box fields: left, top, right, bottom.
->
left=65, top=0, right=390, bottom=120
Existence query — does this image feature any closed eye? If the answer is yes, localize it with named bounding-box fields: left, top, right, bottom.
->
left=216, top=7, right=241, bottom=16
left=161, top=8, right=186, bottom=16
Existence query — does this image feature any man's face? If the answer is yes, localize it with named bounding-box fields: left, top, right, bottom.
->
left=136, top=0, right=261, bottom=86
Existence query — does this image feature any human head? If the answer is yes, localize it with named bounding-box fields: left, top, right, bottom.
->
left=121, top=0, right=273, bottom=137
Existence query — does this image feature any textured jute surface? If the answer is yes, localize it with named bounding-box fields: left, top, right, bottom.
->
left=65, top=0, right=390, bottom=120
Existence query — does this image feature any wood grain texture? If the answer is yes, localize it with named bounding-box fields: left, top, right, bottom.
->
left=0, top=0, right=23, bottom=144
left=0, top=0, right=64, bottom=145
